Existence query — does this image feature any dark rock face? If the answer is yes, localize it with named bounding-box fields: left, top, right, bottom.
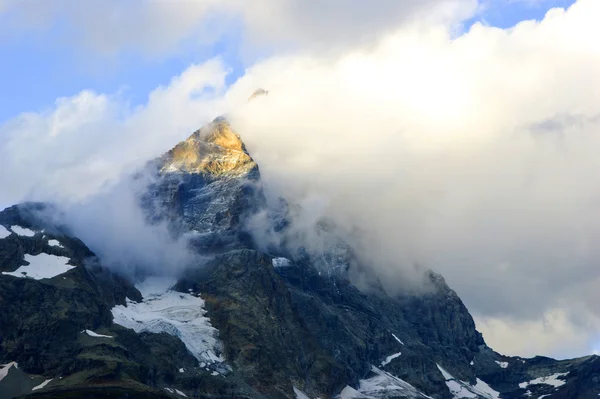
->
left=1, top=119, right=599, bottom=399
left=0, top=204, right=229, bottom=399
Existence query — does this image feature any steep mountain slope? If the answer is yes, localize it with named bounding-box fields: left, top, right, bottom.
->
left=141, top=117, right=264, bottom=253
left=1, top=118, right=599, bottom=399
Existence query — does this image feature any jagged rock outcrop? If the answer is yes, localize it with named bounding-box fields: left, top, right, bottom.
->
left=142, top=117, right=265, bottom=252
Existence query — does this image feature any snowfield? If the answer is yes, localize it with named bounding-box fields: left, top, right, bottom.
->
left=0, top=226, right=10, bottom=239
left=10, top=226, right=36, bottom=237
left=2, top=253, right=75, bottom=280
left=111, top=277, right=224, bottom=365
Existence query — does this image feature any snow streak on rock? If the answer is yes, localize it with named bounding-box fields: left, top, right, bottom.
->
left=83, top=330, right=113, bottom=338
left=337, top=366, right=433, bottom=399
left=392, top=333, right=405, bottom=345
left=164, top=387, right=187, bottom=397
left=437, top=364, right=500, bottom=399
left=0, top=362, right=18, bottom=382
left=32, top=379, right=53, bottom=391
left=293, top=386, right=311, bottom=399
left=380, top=352, right=402, bottom=367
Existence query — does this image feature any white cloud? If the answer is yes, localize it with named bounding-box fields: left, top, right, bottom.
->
left=233, top=0, right=477, bottom=52
left=0, top=0, right=477, bottom=56
left=475, top=308, right=600, bottom=359
left=1, top=0, right=599, bottom=359
left=0, top=59, right=228, bottom=204
left=221, top=0, right=600, bottom=357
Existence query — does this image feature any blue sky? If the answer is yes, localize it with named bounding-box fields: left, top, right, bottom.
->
left=472, top=0, right=575, bottom=28
left=0, top=0, right=575, bottom=124
left=0, top=10, right=247, bottom=124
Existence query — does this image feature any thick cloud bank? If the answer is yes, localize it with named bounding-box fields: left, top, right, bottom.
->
left=1, top=0, right=599, bottom=358
left=221, top=0, right=600, bottom=358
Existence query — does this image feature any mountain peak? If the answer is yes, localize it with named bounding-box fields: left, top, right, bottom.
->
left=199, top=118, right=247, bottom=152
left=248, top=88, right=268, bottom=102
left=160, top=118, right=256, bottom=177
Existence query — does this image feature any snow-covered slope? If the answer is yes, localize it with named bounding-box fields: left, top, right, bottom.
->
left=111, top=277, right=224, bottom=367
left=1, top=253, right=74, bottom=280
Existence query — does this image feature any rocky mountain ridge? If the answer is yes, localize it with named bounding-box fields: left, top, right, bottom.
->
left=1, top=118, right=599, bottom=399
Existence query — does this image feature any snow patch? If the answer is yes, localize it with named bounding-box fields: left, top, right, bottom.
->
left=444, top=379, right=478, bottom=398
left=381, top=352, right=402, bottom=367
left=32, top=379, right=53, bottom=391
left=0, top=362, right=18, bottom=382
left=83, top=329, right=113, bottom=338
left=48, top=239, right=64, bottom=248
left=164, top=388, right=187, bottom=397
left=519, top=373, right=568, bottom=389
left=2, top=253, right=74, bottom=280
left=473, top=378, right=501, bottom=399
left=11, top=226, right=36, bottom=237
left=392, top=333, right=405, bottom=345
left=111, top=277, right=224, bottom=365
left=437, top=364, right=500, bottom=399
left=0, top=226, right=10, bottom=239
left=179, top=368, right=185, bottom=373
left=294, top=386, right=311, bottom=399
left=272, top=257, right=292, bottom=267
left=338, top=385, right=367, bottom=399
left=437, top=365, right=454, bottom=381
left=495, top=361, right=508, bottom=369
left=337, top=366, right=433, bottom=399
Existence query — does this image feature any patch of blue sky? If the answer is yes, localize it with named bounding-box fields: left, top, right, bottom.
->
left=466, top=0, right=576, bottom=30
